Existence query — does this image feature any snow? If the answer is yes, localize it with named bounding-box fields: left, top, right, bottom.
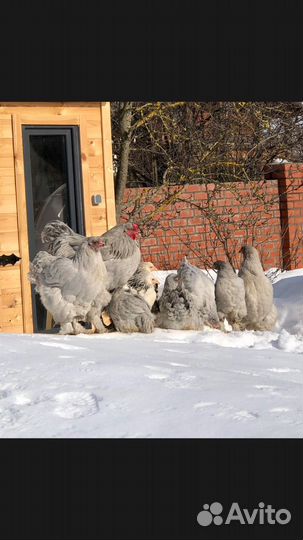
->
left=272, top=269, right=303, bottom=337
left=0, top=268, right=302, bottom=438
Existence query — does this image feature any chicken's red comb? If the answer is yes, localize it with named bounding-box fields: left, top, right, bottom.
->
left=133, top=223, right=140, bottom=230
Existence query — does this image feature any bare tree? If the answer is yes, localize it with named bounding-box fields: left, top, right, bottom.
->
left=111, top=102, right=303, bottom=268
left=113, top=102, right=133, bottom=220
left=112, top=102, right=303, bottom=193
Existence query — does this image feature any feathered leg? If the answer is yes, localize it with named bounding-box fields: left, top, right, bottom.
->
left=59, top=322, right=75, bottom=335
left=135, top=314, right=154, bottom=334
left=86, top=311, right=107, bottom=333
left=72, top=321, right=95, bottom=335
left=86, top=290, right=112, bottom=334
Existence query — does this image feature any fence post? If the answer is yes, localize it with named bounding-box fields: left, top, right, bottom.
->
left=268, top=163, right=303, bottom=270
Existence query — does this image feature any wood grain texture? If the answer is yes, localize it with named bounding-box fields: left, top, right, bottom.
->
left=0, top=231, right=20, bottom=254
left=100, top=103, right=116, bottom=229
left=0, top=157, right=14, bottom=168
left=0, top=120, right=13, bottom=138
left=0, top=194, right=17, bottom=213
left=0, top=213, right=18, bottom=231
left=0, top=178, right=17, bottom=195
left=0, top=290, right=22, bottom=308
left=0, top=306, right=23, bottom=325
left=0, top=117, right=22, bottom=333
left=0, top=139, right=14, bottom=157
left=0, top=325, right=23, bottom=334
left=79, top=112, right=93, bottom=236
left=0, top=265, right=21, bottom=289
left=88, top=139, right=103, bottom=156
left=86, top=119, right=102, bottom=139
left=12, top=112, right=32, bottom=332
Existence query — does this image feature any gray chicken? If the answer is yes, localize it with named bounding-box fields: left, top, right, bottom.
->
left=107, top=288, right=154, bottom=333
left=238, top=245, right=278, bottom=331
left=100, top=223, right=142, bottom=290
left=156, top=272, right=204, bottom=330
left=156, top=259, right=220, bottom=331
left=41, top=220, right=141, bottom=291
left=29, top=236, right=111, bottom=335
left=41, top=220, right=84, bottom=258
left=213, top=260, right=247, bottom=330
left=102, top=261, right=159, bottom=333
left=155, top=273, right=177, bottom=327
left=177, top=259, right=220, bottom=328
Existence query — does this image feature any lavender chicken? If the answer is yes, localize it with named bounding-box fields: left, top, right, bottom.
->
left=107, top=288, right=155, bottom=334
left=41, top=220, right=142, bottom=291
left=28, top=236, right=111, bottom=335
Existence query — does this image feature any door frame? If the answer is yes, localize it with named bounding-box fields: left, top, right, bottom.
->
left=22, top=126, right=85, bottom=261
left=22, top=126, right=85, bottom=332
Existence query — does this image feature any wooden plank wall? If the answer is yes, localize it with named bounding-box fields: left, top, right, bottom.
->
left=0, top=114, right=23, bottom=332
left=0, top=103, right=116, bottom=333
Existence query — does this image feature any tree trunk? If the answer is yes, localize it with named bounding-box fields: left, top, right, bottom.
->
left=115, top=102, right=133, bottom=220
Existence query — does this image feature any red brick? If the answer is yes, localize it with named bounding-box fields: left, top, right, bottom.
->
left=143, top=204, right=155, bottom=213
left=169, top=244, right=184, bottom=252
left=288, top=210, right=301, bottom=218
left=291, top=217, right=303, bottom=224
left=149, top=246, right=166, bottom=254
left=183, top=226, right=196, bottom=234
left=179, top=209, right=194, bottom=218
left=162, top=236, right=174, bottom=245
left=188, top=217, right=203, bottom=225
left=160, top=220, right=172, bottom=228
left=284, top=172, right=303, bottom=179
left=153, top=229, right=165, bottom=237
left=292, top=200, right=303, bottom=208
left=165, top=228, right=178, bottom=236
left=172, top=219, right=187, bottom=227
left=193, top=192, right=208, bottom=201
left=175, top=202, right=188, bottom=211
left=186, top=185, right=203, bottom=193
left=141, top=238, right=157, bottom=247
left=189, top=234, right=202, bottom=242
left=193, top=208, right=204, bottom=216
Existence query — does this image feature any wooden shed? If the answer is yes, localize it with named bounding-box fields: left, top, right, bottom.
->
left=0, top=102, right=116, bottom=334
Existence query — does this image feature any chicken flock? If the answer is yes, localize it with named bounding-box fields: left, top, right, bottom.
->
left=29, top=221, right=277, bottom=335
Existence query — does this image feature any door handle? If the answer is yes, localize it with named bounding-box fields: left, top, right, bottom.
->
left=91, top=194, right=102, bottom=206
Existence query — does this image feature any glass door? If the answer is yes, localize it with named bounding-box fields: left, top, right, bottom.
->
left=23, top=126, right=85, bottom=332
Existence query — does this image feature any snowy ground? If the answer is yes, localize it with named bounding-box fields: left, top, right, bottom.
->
left=0, top=269, right=302, bottom=438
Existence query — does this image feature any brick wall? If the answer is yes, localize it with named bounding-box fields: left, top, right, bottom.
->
left=123, top=164, right=303, bottom=270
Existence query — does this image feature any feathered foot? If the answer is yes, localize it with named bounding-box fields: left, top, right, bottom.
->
left=72, top=321, right=96, bottom=335
left=88, top=315, right=108, bottom=334
left=59, top=322, right=74, bottom=335
left=135, top=314, right=155, bottom=334
left=101, top=310, right=112, bottom=326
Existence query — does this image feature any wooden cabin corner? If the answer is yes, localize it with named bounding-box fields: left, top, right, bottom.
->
left=0, top=102, right=116, bottom=334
